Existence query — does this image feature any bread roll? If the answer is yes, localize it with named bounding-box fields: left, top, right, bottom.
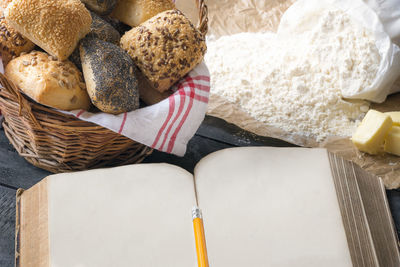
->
left=5, top=0, right=92, bottom=60
left=69, top=12, right=120, bottom=69
left=137, top=70, right=172, bottom=105
left=0, top=17, right=35, bottom=65
left=80, top=37, right=139, bottom=114
left=112, top=0, right=174, bottom=27
left=5, top=51, right=91, bottom=111
left=120, top=9, right=206, bottom=92
left=87, top=12, right=121, bottom=44
left=81, top=0, right=117, bottom=15
left=102, top=16, right=132, bottom=36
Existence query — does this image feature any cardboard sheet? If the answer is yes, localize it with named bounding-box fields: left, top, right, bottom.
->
left=204, top=0, right=400, bottom=188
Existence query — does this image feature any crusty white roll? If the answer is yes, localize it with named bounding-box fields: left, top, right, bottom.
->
left=120, top=9, right=206, bottom=93
left=5, top=51, right=91, bottom=111
left=0, top=16, right=35, bottom=65
left=5, top=0, right=92, bottom=60
left=112, top=0, right=175, bottom=27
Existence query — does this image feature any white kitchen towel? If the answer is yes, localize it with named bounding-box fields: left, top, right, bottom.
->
left=66, top=62, right=210, bottom=156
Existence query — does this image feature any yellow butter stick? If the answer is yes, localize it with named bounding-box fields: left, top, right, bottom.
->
left=352, top=110, right=392, bottom=154
left=384, top=126, right=400, bottom=156
left=385, top=112, right=400, bottom=126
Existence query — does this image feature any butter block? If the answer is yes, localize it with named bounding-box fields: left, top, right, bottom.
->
left=351, top=110, right=393, bottom=154
left=385, top=112, right=400, bottom=126
left=384, top=126, right=400, bottom=156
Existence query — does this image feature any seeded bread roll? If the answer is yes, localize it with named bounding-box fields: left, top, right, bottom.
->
left=5, top=51, right=91, bottom=111
left=80, top=37, right=139, bottom=114
left=0, top=17, right=35, bottom=65
left=120, top=9, right=206, bottom=92
left=70, top=12, right=120, bottom=68
left=112, top=0, right=175, bottom=27
left=81, top=0, right=118, bottom=15
left=5, top=0, right=92, bottom=60
left=137, top=70, right=173, bottom=105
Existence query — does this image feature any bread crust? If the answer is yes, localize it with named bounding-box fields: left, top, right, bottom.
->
left=120, top=9, right=206, bottom=92
left=87, top=12, right=121, bottom=45
left=137, top=69, right=173, bottom=105
left=80, top=37, right=139, bottom=114
left=0, top=16, right=35, bottom=65
left=81, top=0, right=117, bottom=15
left=5, top=0, right=92, bottom=60
left=69, top=11, right=120, bottom=69
left=112, top=0, right=175, bottom=27
left=5, top=51, right=91, bottom=111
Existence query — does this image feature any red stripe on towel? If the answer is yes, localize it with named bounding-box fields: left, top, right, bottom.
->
left=76, top=110, right=85, bottom=118
left=167, top=88, right=195, bottom=153
left=118, top=112, right=128, bottom=134
left=151, top=95, right=175, bottom=148
left=159, top=89, right=186, bottom=151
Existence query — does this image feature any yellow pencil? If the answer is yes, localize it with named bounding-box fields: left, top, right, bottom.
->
left=192, top=206, right=209, bottom=267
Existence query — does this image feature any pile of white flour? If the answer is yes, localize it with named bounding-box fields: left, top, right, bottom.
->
left=205, top=9, right=380, bottom=141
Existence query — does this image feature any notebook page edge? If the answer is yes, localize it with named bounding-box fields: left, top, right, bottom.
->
left=327, top=152, right=379, bottom=267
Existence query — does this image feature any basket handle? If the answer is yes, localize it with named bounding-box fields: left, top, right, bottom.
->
left=196, top=0, right=208, bottom=36
left=0, top=72, right=43, bottom=129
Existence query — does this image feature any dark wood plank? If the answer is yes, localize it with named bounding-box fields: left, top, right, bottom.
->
left=387, top=190, right=400, bottom=237
left=198, top=116, right=297, bottom=147
left=0, top=129, right=49, bottom=190
left=0, top=186, right=15, bottom=267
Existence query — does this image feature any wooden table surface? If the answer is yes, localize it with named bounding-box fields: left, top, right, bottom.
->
left=1, top=115, right=400, bottom=267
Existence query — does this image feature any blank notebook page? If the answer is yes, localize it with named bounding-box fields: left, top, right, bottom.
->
left=48, top=164, right=197, bottom=267
left=194, top=147, right=352, bottom=267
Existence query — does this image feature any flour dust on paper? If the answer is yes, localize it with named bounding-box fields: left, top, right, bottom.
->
left=205, top=9, right=380, bottom=142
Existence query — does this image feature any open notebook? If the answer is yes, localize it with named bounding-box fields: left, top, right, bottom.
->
left=16, top=147, right=400, bottom=267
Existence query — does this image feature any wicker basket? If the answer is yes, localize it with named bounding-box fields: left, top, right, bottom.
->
left=0, top=0, right=208, bottom=173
